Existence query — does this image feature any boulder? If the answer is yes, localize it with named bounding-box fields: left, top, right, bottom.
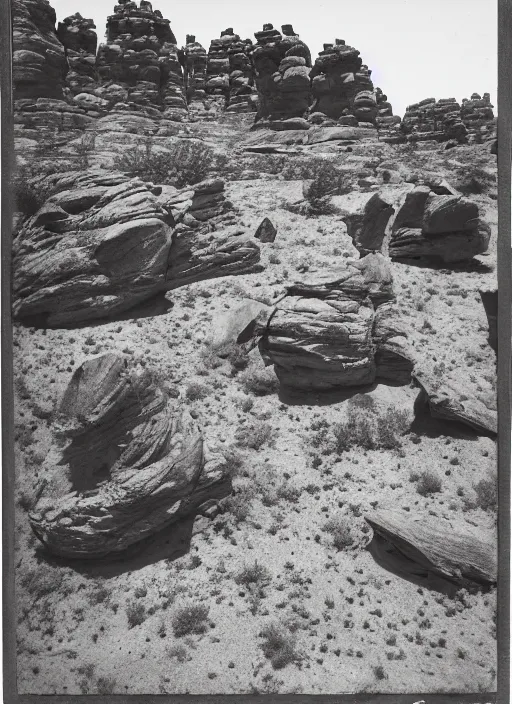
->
left=365, top=510, right=497, bottom=587
left=342, top=193, right=395, bottom=254
left=414, top=370, right=497, bottom=435
left=210, top=299, right=273, bottom=351
left=29, top=354, right=230, bottom=559
left=254, top=217, right=277, bottom=243
left=12, top=169, right=261, bottom=325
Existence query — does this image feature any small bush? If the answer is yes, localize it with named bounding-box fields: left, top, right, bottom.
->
left=185, top=382, right=210, bottom=401
left=373, top=664, right=387, bottom=680
left=172, top=603, right=209, bottom=637
left=235, top=420, right=276, bottom=450
left=96, top=677, right=116, bottom=694
left=474, top=476, right=497, bottom=511
left=239, top=365, right=279, bottom=396
left=322, top=517, right=354, bottom=551
left=126, top=602, right=146, bottom=628
left=235, top=561, right=272, bottom=587
left=221, top=486, right=255, bottom=522
left=416, top=470, right=442, bottom=496
left=259, top=621, right=301, bottom=669
left=333, top=402, right=409, bottom=454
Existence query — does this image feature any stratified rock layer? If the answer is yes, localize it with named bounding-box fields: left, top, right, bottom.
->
left=12, top=169, right=261, bottom=325
left=388, top=187, right=490, bottom=263
left=29, top=353, right=230, bottom=559
left=400, top=97, right=468, bottom=144
left=343, top=193, right=395, bottom=254
left=258, top=253, right=413, bottom=391
left=461, top=92, right=495, bottom=144
left=365, top=510, right=497, bottom=587
left=57, top=13, right=99, bottom=102
left=181, top=34, right=208, bottom=112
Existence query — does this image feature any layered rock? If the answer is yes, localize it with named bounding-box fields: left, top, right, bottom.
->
left=57, top=13, right=99, bottom=103
left=374, top=87, right=401, bottom=139
left=29, top=353, right=230, bottom=559
left=251, top=23, right=312, bottom=122
left=414, top=369, right=497, bottom=435
left=95, top=0, right=187, bottom=118
left=365, top=510, right=497, bottom=587
left=204, top=29, right=257, bottom=113
left=13, top=0, right=67, bottom=101
left=461, top=92, right=495, bottom=143
left=309, top=39, right=377, bottom=127
left=181, top=34, right=208, bottom=112
left=388, top=186, right=490, bottom=263
left=400, top=98, right=468, bottom=144
left=257, top=253, right=413, bottom=391
left=342, top=193, right=395, bottom=254
left=12, top=169, right=261, bottom=325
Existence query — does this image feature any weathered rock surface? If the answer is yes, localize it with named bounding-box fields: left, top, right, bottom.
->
left=400, top=97, right=468, bottom=144
left=205, top=29, right=257, bottom=114
left=251, top=24, right=312, bottom=122
left=254, top=217, right=277, bottom=243
left=461, top=93, right=495, bottom=144
left=29, top=353, right=230, bottom=559
left=57, top=13, right=99, bottom=101
left=365, top=510, right=497, bottom=586
left=414, top=370, right=497, bottom=435
left=389, top=187, right=490, bottom=263
left=342, top=193, right=395, bottom=254
left=12, top=169, right=261, bottom=325
left=257, top=253, right=413, bottom=391
left=181, top=34, right=208, bottom=112
left=210, top=299, right=273, bottom=351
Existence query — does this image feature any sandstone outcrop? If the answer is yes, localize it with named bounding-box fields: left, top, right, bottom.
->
left=12, top=169, right=261, bottom=325
left=414, top=370, right=497, bottom=435
left=29, top=353, right=230, bottom=559
left=204, top=29, right=257, bottom=114
left=95, top=0, right=187, bottom=118
left=365, top=510, right=497, bottom=587
left=461, top=93, right=495, bottom=144
left=388, top=187, right=490, bottom=263
left=342, top=193, right=395, bottom=254
left=256, top=253, right=413, bottom=391
left=400, top=98, right=468, bottom=144
left=181, top=35, right=208, bottom=113
left=251, top=24, right=312, bottom=122
left=57, top=13, right=99, bottom=101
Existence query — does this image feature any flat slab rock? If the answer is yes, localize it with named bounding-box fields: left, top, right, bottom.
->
left=12, top=169, right=260, bottom=325
left=365, top=509, right=497, bottom=586
left=29, top=353, right=230, bottom=559
left=414, top=370, right=497, bottom=435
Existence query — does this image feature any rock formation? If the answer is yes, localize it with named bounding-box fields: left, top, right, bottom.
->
left=479, top=288, right=498, bottom=353
left=204, top=29, right=257, bottom=113
left=251, top=23, right=312, bottom=123
left=388, top=186, right=490, bottom=263
left=400, top=98, right=468, bottom=144
left=461, top=93, right=495, bottom=143
left=342, top=193, right=395, bottom=254
left=180, top=34, right=208, bottom=113
left=256, top=253, right=413, bottom=391
left=12, top=169, right=261, bottom=325
left=95, top=0, right=187, bottom=119
left=29, top=353, right=230, bottom=559
left=365, top=510, right=497, bottom=587
left=57, top=13, right=99, bottom=102
left=414, top=370, right=497, bottom=435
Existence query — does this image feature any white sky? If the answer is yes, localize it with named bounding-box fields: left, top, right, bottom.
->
left=51, top=0, right=497, bottom=117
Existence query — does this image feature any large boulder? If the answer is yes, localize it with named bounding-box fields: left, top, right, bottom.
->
left=342, top=193, right=395, bottom=254
left=257, top=253, right=413, bottom=391
left=12, top=169, right=261, bottom=326
left=29, top=354, right=230, bottom=559
left=389, top=187, right=490, bottom=263
left=365, top=510, right=497, bottom=587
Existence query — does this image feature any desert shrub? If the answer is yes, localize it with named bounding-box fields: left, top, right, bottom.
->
left=220, top=447, right=244, bottom=477
left=416, top=470, right=442, bottom=496
left=113, top=138, right=215, bottom=187
left=167, top=644, right=190, bottom=662
left=259, top=621, right=301, bottom=669
left=172, top=603, right=209, bottom=637
left=96, top=677, right=116, bottom=694
left=239, top=364, right=279, bottom=395
left=322, top=517, right=354, bottom=551
left=235, top=561, right=272, bottom=587
left=454, top=166, right=495, bottom=195
left=474, top=475, right=497, bottom=511
left=72, top=132, right=96, bottom=168
left=13, top=164, right=62, bottom=217
left=333, top=402, right=409, bottom=453
left=224, top=343, right=250, bottom=373
left=220, top=485, right=255, bottom=522
left=21, top=565, right=63, bottom=599
left=126, top=602, right=146, bottom=628
left=235, top=420, right=276, bottom=450
left=185, top=382, right=210, bottom=401
left=373, top=665, right=387, bottom=680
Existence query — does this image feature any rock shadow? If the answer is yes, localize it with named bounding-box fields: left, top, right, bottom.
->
left=277, top=379, right=409, bottom=407
left=390, top=256, right=494, bottom=274
left=411, top=391, right=486, bottom=441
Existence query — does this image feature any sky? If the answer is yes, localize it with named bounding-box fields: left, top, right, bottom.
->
left=51, top=0, right=498, bottom=117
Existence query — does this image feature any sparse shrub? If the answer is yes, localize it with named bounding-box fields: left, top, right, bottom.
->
left=221, top=486, right=255, bottom=523
left=454, top=166, right=495, bottom=195
left=220, top=447, right=244, bottom=477
left=322, top=516, right=354, bottom=551
left=172, top=603, right=209, bottom=637
left=113, top=138, right=215, bottom=187
left=373, top=664, right=387, bottom=680
left=259, top=621, right=301, bottom=669
left=72, top=132, right=96, bottom=168
left=333, top=402, right=409, bottom=454
left=225, top=343, right=250, bottom=373
left=416, top=471, right=442, bottom=496
left=239, top=364, right=279, bottom=396
left=185, top=382, right=210, bottom=401
left=235, top=420, right=276, bottom=450
left=235, top=561, right=272, bottom=587
left=474, top=475, right=497, bottom=512
left=96, top=677, right=116, bottom=694
left=21, top=566, right=63, bottom=600
left=126, top=602, right=146, bottom=628
left=167, top=644, right=189, bottom=662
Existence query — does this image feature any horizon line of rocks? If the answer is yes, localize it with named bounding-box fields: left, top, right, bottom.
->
left=13, top=0, right=495, bottom=143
